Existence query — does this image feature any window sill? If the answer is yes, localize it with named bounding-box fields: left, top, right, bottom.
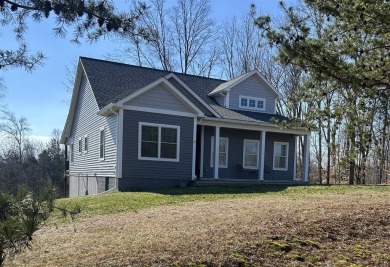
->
left=138, top=156, right=179, bottom=162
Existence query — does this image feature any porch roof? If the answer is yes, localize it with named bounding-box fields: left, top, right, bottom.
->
left=210, top=105, right=292, bottom=124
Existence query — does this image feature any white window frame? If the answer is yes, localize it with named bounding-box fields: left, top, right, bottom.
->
left=99, top=128, right=105, bottom=161
left=239, top=95, right=266, bottom=111
left=243, top=139, right=260, bottom=169
left=70, top=144, right=74, bottom=164
left=273, top=142, right=289, bottom=171
left=210, top=136, right=228, bottom=168
left=84, top=134, right=88, bottom=153
left=78, top=138, right=82, bottom=155
left=138, top=122, right=180, bottom=162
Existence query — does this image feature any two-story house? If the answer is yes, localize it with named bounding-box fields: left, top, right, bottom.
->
left=60, top=57, right=311, bottom=197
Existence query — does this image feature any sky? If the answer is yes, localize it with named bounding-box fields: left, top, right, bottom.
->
left=1, top=0, right=291, bottom=140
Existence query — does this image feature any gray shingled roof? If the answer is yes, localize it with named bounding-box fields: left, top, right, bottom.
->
left=80, top=57, right=290, bottom=124
left=210, top=105, right=291, bottom=123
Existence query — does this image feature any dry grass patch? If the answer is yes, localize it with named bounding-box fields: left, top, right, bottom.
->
left=7, top=186, right=390, bottom=266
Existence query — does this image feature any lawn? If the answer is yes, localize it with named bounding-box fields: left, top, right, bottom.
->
left=7, top=185, right=390, bottom=266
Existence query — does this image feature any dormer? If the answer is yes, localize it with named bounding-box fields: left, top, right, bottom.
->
left=208, top=70, right=282, bottom=114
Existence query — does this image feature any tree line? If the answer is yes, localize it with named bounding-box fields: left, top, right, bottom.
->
left=0, top=111, right=66, bottom=196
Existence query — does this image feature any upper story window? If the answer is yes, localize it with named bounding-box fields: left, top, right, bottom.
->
left=84, top=135, right=88, bottom=153
left=78, top=138, right=82, bottom=154
left=138, top=122, right=180, bottom=162
left=239, top=95, right=266, bottom=111
left=99, top=128, right=105, bottom=160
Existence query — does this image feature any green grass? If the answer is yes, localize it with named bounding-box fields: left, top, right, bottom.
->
left=52, top=185, right=389, bottom=222
left=12, top=184, right=390, bottom=267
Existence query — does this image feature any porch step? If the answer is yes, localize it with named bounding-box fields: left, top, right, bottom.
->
left=194, top=179, right=308, bottom=186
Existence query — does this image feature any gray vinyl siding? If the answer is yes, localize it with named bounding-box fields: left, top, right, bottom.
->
left=264, top=132, right=295, bottom=181
left=119, top=110, right=193, bottom=190
left=124, top=84, right=191, bottom=113
left=167, top=77, right=214, bottom=116
left=229, top=75, right=277, bottom=114
left=214, top=95, right=225, bottom=107
left=202, top=127, right=295, bottom=180
left=66, top=73, right=117, bottom=196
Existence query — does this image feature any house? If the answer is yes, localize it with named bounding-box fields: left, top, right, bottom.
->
left=60, top=57, right=311, bottom=197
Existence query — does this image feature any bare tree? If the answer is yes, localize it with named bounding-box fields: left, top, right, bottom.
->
left=0, top=111, right=31, bottom=163
left=170, top=0, right=215, bottom=74
left=115, top=0, right=217, bottom=76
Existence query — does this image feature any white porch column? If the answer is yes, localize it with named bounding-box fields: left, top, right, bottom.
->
left=293, top=136, right=298, bottom=180
left=258, top=131, right=266, bottom=181
left=191, top=118, right=197, bottom=180
left=199, top=125, right=205, bottom=178
left=213, top=126, right=220, bottom=179
left=303, top=134, right=310, bottom=182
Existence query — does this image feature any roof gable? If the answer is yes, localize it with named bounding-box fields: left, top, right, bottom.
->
left=115, top=78, right=204, bottom=117
left=208, top=70, right=282, bottom=99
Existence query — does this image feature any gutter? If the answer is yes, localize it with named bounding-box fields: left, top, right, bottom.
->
left=200, top=117, right=310, bottom=135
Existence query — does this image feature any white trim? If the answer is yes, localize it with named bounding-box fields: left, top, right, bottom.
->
left=293, top=136, right=298, bottom=180
left=273, top=142, right=289, bottom=171
left=200, top=125, right=205, bottom=178
left=199, top=117, right=310, bottom=135
left=274, top=99, right=277, bottom=114
left=83, top=134, right=88, bottom=153
left=243, top=139, right=260, bottom=169
left=138, top=122, right=180, bottom=162
left=191, top=118, right=197, bottom=180
left=225, top=91, right=230, bottom=108
left=117, top=109, right=124, bottom=178
left=116, top=77, right=204, bottom=117
left=239, top=95, right=266, bottom=111
left=165, top=73, right=221, bottom=118
left=259, top=131, right=266, bottom=181
left=99, top=127, right=105, bottom=161
left=210, top=136, right=228, bottom=169
left=121, top=105, right=198, bottom=118
left=303, top=134, right=310, bottom=182
left=60, top=59, right=85, bottom=144
left=213, top=127, right=220, bottom=179
left=78, top=137, right=82, bottom=155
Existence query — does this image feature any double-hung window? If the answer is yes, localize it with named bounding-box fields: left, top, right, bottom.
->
left=273, top=142, right=289, bottom=170
left=243, top=139, right=259, bottom=169
left=99, top=128, right=105, bottom=160
left=138, top=122, right=180, bottom=161
left=239, top=95, right=266, bottom=111
left=84, top=135, right=88, bottom=153
left=210, top=137, right=228, bottom=168
left=78, top=138, right=82, bottom=154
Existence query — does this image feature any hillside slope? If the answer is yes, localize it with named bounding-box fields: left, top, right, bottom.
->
left=8, top=186, right=390, bottom=266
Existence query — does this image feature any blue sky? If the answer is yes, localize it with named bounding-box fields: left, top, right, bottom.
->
left=1, top=0, right=289, bottom=139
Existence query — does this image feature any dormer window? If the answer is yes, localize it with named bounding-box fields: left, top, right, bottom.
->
left=239, top=95, right=266, bottom=111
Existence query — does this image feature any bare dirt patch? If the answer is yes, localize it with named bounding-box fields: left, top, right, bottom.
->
left=8, top=190, right=390, bottom=266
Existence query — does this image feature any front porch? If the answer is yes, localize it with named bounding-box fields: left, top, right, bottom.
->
left=194, top=118, right=310, bottom=183
left=194, top=179, right=310, bottom=186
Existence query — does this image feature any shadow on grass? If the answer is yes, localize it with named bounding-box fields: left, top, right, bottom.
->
left=128, top=184, right=295, bottom=196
